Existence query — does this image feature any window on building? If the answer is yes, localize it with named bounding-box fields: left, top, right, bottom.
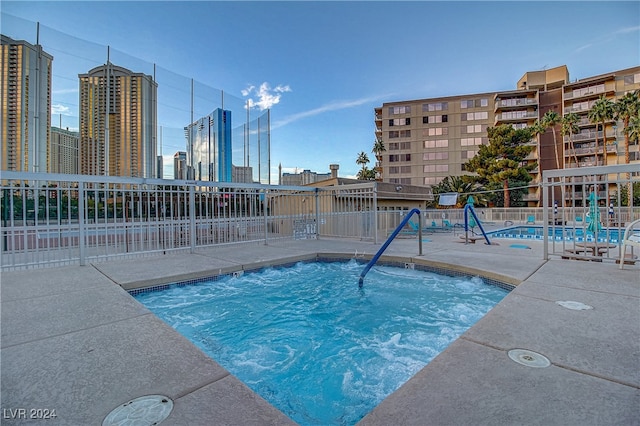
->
left=389, top=154, right=399, bottom=162
left=461, top=150, right=476, bottom=159
left=464, top=111, right=489, bottom=121
left=399, top=130, right=411, bottom=138
left=390, top=118, right=410, bottom=126
left=423, top=152, right=449, bottom=160
left=461, top=137, right=483, bottom=146
left=624, top=73, right=640, bottom=85
left=389, top=131, right=399, bottom=139
left=389, top=142, right=399, bottom=150
left=400, top=142, right=411, bottom=149
left=401, top=166, right=411, bottom=173
left=389, top=166, right=399, bottom=174
left=389, top=106, right=411, bottom=115
left=424, top=139, right=449, bottom=148
left=424, top=177, right=438, bottom=185
left=426, top=127, right=448, bottom=136
left=422, top=102, right=448, bottom=112
left=423, top=164, right=449, bottom=173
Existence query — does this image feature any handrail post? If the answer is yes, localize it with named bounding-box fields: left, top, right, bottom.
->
left=418, top=213, right=423, bottom=256
left=359, top=208, right=421, bottom=287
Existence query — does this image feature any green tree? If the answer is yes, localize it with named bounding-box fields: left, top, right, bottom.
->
left=628, top=115, right=640, bottom=146
left=356, top=167, right=375, bottom=180
left=371, top=139, right=386, bottom=181
left=561, top=112, right=580, bottom=166
left=372, top=139, right=386, bottom=159
left=542, top=110, right=562, bottom=169
left=464, top=124, right=536, bottom=208
left=432, top=176, right=489, bottom=207
left=614, top=89, right=640, bottom=166
left=356, top=151, right=370, bottom=180
left=588, top=96, right=615, bottom=165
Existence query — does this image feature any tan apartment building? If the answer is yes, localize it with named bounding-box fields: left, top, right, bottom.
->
left=0, top=34, right=53, bottom=173
left=50, top=126, right=79, bottom=174
left=375, top=65, right=640, bottom=207
left=79, top=63, right=158, bottom=178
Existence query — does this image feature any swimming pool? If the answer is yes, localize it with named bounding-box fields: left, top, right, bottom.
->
left=133, top=260, right=509, bottom=425
left=487, top=226, right=623, bottom=243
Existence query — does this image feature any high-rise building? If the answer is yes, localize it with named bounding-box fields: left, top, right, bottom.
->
left=280, top=168, right=332, bottom=186
left=173, top=151, right=187, bottom=180
left=0, top=34, right=53, bottom=173
left=375, top=65, right=640, bottom=206
left=156, top=155, right=163, bottom=180
left=50, top=127, right=79, bottom=174
left=184, top=108, right=232, bottom=182
left=78, top=63, right=158, bottom=178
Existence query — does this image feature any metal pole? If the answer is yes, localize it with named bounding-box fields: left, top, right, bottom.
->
left=78, top=182, right=86, bottom=265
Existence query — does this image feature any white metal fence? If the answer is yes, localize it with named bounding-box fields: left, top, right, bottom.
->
left=0, top=172, right=377, bottom=270
left=2, top=165, right=638, bottom=270
left=542, top=164, right=639, bottom=262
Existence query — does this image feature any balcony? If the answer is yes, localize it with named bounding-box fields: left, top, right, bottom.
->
left=564, top=130, right=616, bottom=144
left=495, top=111, right=538, bottom=122
left=563, top=83, right=615, bottom=100
left=564, top=100, right=598, bottom=114
left=565, top=160, right=605, bottom=169
left=494, top=97, right=537, bottom=112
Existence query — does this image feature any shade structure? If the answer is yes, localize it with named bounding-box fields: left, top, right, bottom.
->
left=587, top=191, right=602, bottom=234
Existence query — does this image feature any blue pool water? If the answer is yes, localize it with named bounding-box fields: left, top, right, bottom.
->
left=134, top=260, right=508, bottom=425
left=487, top=226, right=623, bottom=243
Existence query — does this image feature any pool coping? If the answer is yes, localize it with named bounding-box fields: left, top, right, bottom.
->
left=2, top=237, right=638, bottom=425
left=125, top=253, right=520, bottom=295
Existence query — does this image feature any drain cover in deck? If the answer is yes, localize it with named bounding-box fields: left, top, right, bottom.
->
left=508, top=349, right=551, bottom=368
left=103, top=395, right=173, bottom=426
left=556, top=300, right=593, bottom=310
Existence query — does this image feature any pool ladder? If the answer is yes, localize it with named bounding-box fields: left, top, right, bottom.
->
left=358, top=208, right=422, bottom=288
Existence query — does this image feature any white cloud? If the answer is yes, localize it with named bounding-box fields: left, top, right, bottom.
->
left=615, top=25, right=640, bottom=35
left=272, top=95, right=387, bottom=129
left=242, top=82, right=292, bottom=110
left=51, top=104, right=71, bottom=115
left=574, top=25, right=640, bottom=54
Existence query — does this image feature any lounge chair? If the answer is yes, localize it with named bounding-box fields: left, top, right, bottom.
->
left=619, top=218, right=640, bottom=270
left=526, top=215, right=535, bottom=224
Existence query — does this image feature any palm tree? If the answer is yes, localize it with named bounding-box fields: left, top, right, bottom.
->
left=530, top=119, right=546, bottom=172
left=614, top=90, right=640, bottom=166
left=588, top=96, right=615, bottom=165
left=628, top=115, right=640, bottom=145
left=433, top=176, right=488, bottom=207
left=356, top=151, right=369, bottom=180
left=372, top=139, right=386, bottom=160
left=542, top=110, right=562, bottom=169
left=561, top=112, right=580, bottom=167
left=371, top=139, right=386, bottom=181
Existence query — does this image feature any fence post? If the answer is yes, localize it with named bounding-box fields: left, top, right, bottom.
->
left=78, top=181, right=86, bottom=266
left=263, top=189, right=269, bottom=245
left=189, top=184, right=196, bottom=253
left=542, top=177, right=549, bottom=261
left=315, top=188, right=320, bottom=239
left=373, top=184, right=378, bottom=244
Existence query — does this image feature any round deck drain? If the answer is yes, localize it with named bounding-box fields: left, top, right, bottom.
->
left=556, top=300, right=593, bottom=311
left=103, top=395, right=173, bottom=426
left=508, top=349, right=551, bottom=368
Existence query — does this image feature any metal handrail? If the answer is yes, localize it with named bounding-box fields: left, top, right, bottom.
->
left=358, top=208, right=422, bottom=288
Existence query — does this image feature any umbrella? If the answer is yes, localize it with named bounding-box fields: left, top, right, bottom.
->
left=587, top=191, right=602, bottom=234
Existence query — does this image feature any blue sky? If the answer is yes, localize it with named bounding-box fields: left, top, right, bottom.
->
left=2, top=1, right=639, bottom=181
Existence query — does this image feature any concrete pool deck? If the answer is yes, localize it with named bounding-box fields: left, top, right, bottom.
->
left=1, top=233, right=638, bottom=425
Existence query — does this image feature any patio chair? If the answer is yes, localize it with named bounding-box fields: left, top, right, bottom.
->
left=526, top=215, right=535, bottom=224
left=619, top=218, right=640, bottom=270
